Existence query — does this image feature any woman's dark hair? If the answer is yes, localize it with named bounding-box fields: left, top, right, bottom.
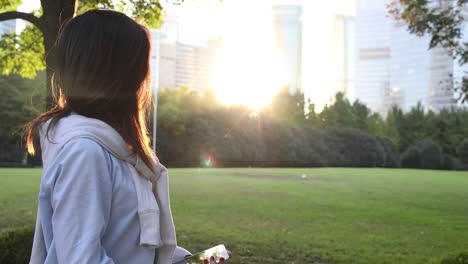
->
left=25, top=9, right=156, bottom=169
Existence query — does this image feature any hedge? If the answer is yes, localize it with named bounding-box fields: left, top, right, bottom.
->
left=401, top=139, right=444, bottom=169
left=457, top=138, right=468, bottom=166
left=156, top=116, right=402, bottom=169
left=1, top=226, right=466, bottom=264
left=0, top=226, right=34, bottom=264
left=439, top=251, right=468, bottom=264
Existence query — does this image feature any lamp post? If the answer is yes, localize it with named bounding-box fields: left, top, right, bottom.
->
left=153, top=86, right=159, bottom=152
left=151, top=29, right=161, bottom=153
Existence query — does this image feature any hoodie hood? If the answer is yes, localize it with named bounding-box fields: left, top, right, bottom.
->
left=40, top=113, right=158, bottom=182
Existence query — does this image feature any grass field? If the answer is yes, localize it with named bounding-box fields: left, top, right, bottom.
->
left=1, top=168, right=468, bottom=263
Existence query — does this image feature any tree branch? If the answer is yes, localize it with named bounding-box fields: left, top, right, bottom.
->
left=0, top=11, right=44, bottom=33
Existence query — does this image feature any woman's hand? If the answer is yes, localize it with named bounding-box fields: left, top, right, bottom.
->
left=203, top=251, right=232, bottom=264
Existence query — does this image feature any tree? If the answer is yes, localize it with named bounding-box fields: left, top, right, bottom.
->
left=319, top=92, right=354, bottom=129
left=0, top=72, right=45, bottom=165
left=388, top=0, right=468, bottom=102
left=351, top=100, right=371, bottom=131
left=315, top=92, right=387, bottom=134
left=151, top=86, right=403, bottom=168
left=457, top=138, right=468, bottom=165
left=382, top=105, right=402, bottom=145
left=0, top=0, right=164, bottom=108
left=397, top=102, right=430, bottom=151
left=262, top=86, right=306, bottom=124
left=305, top=97, right=321, bottom=127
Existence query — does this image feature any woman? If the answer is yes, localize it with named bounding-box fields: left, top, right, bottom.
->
left=25, top=9, right=205, bottom=264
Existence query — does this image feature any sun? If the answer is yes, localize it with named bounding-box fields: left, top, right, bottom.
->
left=211, top=44, right=287, bottom=110
left=209, top=1, right=288, bottom=110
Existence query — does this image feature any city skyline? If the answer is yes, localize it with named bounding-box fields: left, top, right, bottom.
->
left=158, top=0, right=356, bottom=110
left=272, top=5, right=303, bottom=94
left=13, top=0, right=466, bottom=113
left=16, top=0, right=356, bottom=109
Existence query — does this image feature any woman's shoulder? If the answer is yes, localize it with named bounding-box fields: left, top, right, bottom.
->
left=50, top=137, right=115, bottom=176
left=63, top=137, right=109, bottom=157
left=40, top=138, right=117, bottom=193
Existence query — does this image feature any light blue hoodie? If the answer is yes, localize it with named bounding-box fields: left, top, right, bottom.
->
left=29, top=114, right=189, bottom=264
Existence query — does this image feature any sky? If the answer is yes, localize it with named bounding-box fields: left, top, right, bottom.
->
left=19, top=0, right=356, bottom=109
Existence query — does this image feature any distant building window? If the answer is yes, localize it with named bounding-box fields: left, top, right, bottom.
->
left=359, top=48, right=391, bottom=60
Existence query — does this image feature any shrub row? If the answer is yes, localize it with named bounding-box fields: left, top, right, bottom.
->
left=0, top=226, right=465, bottom=264
left=401, top=139, right=465, bottom=170
left=0, top=226, right=34, bottom=264
left=0, top=123, right=402, bottom=169
left=155, top=112, right=401, bottom=168
left=439, top=251, right=468, bottom=264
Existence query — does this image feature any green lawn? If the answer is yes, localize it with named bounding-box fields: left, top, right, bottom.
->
left=1, top=168, right=468, bottom=263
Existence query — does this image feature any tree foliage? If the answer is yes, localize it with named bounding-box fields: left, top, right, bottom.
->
left=0, top=0, right=165, bottom=107
left=0, top=0, right=165, bottom=74
left=0, top=0, right=22, bottom=12
left=457, top=138, right=468, bottom=164
left=261, top=86, right=306, bottom=125
left=152, top=89, right=402, bottom=168
left=0, top=72, right=45, bottom=165
left=76, top=0, right=165, bottom=28
left=0, top=25, right=45, bottom=78
left=150, top=89, right=468, bottom=169
left=2, top=72, right=467, bottom=170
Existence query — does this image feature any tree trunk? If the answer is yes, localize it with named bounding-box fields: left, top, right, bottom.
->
left=1, top=0, right=76, bottom=109
left=41, top=0, right=76, bottom=109
left=44, top=35, right=57, bottom=109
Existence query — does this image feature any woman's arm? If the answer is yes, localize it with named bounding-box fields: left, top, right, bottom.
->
left=51, top=139, right=114, bottom=264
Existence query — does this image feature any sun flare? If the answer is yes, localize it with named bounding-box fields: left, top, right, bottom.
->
left=209, top=2, right=288, bottom=110
left=211, top=44, right=287, bottom=110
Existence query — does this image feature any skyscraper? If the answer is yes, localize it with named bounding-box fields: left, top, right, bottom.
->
left=272, top=5, right=303, bottom=94
left=151, top=16, right=219, bottom=94
left=150, top=29, right=161, bottom=93
left=355, top=0, right=460, bottom=114
left=174, top=41, right=212, bottom=93
left=355, top=0, right=393, bottom=114
left=156, top=39, right=219, bottom=93
left=333, top=15, right=355, bottom=97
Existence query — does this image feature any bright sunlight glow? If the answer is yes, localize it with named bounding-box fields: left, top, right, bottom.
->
left=162, top=0, right=356, bottom=111
left=211, top=39, right=288, bottom=110
left=21, top=0, right=355, bottom=110
left=208, top=1, right=288, bottom=109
